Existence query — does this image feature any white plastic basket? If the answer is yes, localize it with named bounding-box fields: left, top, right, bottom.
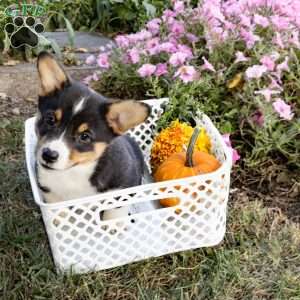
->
left=25, top=98, right=232, bottom=274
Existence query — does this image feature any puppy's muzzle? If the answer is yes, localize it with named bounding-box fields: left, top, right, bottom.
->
left=42, top=147, right=59, bottom=163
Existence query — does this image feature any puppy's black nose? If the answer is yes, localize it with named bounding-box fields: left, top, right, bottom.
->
left=42, top=148, right=59, bottom=163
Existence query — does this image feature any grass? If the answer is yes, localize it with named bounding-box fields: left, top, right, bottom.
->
left=1, top=118, right=300, bottom=300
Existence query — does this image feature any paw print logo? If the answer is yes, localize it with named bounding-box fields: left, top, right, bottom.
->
left=4, top=16, right=44, bottom=48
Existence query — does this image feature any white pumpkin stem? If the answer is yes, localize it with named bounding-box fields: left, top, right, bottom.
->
left=185, top=127, right=200, bottom=167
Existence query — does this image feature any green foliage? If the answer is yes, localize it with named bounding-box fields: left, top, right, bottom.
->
left=0, top=1, right=11, bottom=50
left=0, top=0, right=170, bottom=52
left=89, top=2, right=300, bottom=170
left=93, top=46, right=299, bottom=169
left=45, top=0, right=170, bottom=33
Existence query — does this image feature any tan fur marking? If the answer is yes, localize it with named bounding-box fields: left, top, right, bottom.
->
left=77, top=123, right=89, bottom=133
left=54, top=109, right=63, bottom=122
left=69, top=142, right=107, bottom=164
left=106, top=100, right=149, bottom=134
left=38, top=54, right=67, bottom=96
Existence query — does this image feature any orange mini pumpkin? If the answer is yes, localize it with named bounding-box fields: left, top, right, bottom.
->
left=154, top=127, right=221, bottom=207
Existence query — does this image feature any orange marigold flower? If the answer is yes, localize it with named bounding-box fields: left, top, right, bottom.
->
left=150, top=120, right=211, bottom=170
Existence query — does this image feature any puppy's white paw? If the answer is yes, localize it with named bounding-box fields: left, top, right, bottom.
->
left=102, top=206, right=129, bottom=220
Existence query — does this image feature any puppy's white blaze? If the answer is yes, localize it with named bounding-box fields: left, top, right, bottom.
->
left=73, top=97, right=86, bottom=115
left=40, top=131, right=70, bottom=170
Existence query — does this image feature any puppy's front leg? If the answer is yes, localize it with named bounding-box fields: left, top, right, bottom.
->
left=90, top=160, right=129, bottom=220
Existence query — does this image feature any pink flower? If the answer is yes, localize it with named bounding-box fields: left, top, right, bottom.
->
left=245, top=65, right=267, bottom=79
left=271, top=16, right=290, bottom=31
left=275, top=56, right=290, bottom=79
left=92, top=72, right=99, bottom=81
left=251, top=110, right=264, bottom=127
left=155, top=63, right=168, bottom=77
left=254, top=89, right=280, bottom=102
left=82, top=75, right=93, bottom=85
left=85, top=55, right=95, bottom=65
left=97, top=53, right=110, bottom=69
left=268, top=77, right=283, bottom=91
left=162, top=9, right=177, bottom=22
left=186, top=33, right=199, bottom=43
left=115, top=35, right=129, bottom=48
left=204, top=2, right=225, bottom=22
left=168, top=35, right=179, bottom=45
left=137, top=64, right=156, bottom=77
left=128, top=48, right=140, bottom=64
left=240, top=15, right=251, bottom=27
left=82, top=72, right=99, bottom=85
left=260, top=55, right=275, bottom=71
left=222, top=134, right=240, bottom=164
left=234, top=51, right=248, bottom=63
left=273, top=32, right=284, bottom=49
left=277, top=56, right=290, bottom=73
left=169, top=52, right=189, bottom=66
left=159, top=42, right=177, bottom=53
left=224, top=21, right=235, bottom=31
left=174, top=66, right=199, bottom=83
left=146, top=38, right=160, bottom=55
left=170, top=20, right=185, bottom=37
left=173, top=1, right=184, bottom=13
left=138, top=29, right=152, bottom=40
left=177, top=44, right=193, bottom=58
left=202, top=56, right=216, bottom=72
left=240, top=28, right=260, bottom=49
left=272, top=99, right=294, bottom=120
left=254, top=14, right=269, bottom=28
left=128, top=30, right=152, bottom=44
left=222, top=134, right=231, bottom=147
left=146, top=18, right=161, bottom=35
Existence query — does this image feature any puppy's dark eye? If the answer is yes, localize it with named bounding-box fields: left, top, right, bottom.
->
left=78, top=132, right=92, bottom=144
left=45, top=112, right=56, bottom=126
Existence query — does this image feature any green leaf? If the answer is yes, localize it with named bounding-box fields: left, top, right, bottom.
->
left=142, top=1, right=156, bottom=17
left=49, top=39, right=62, bottom=58
left=220, top=121, right=233, bottom=133
left=46, top=11, right=75, bottom=47
left=62, top=16, right=75, bottom=47
left=37, top=35, right=62, bottom=58
left=3, top=31, right=10, bottom=53
left=131, top=0, right=139, bottom=7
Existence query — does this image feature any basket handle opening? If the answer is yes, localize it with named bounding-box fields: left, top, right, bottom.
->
left=98, top=191, right=183, bottom=223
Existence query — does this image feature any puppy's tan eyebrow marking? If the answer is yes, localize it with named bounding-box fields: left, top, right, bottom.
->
left=54, top=109, right=62, bottom=121
left=69, top=142, right=107, bottom=164
left=77, top=123, right=89, bottom=133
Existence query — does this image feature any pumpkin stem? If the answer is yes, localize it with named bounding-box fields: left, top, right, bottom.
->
left=185, top=127, right=200, bottom=167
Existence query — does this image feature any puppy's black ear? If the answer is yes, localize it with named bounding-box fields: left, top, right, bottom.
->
left=105, top=100, right=151, bottom=134
left=37, top=51, right=69, bottom=96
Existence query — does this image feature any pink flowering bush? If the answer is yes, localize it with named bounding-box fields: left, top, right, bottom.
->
left=86, top=0, right=300, bottom=169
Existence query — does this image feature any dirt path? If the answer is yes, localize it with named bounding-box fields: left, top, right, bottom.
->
left=0, top=93, right=36, bottom=119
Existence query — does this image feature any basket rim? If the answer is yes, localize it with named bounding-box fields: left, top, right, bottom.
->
left=25, top=98, right=232, bottom=209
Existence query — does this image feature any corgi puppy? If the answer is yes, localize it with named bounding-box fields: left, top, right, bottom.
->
left=35, top=52, right=150, bottom=219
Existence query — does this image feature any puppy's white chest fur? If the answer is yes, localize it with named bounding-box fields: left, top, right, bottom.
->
left=37, top=161, right=98, bottom=203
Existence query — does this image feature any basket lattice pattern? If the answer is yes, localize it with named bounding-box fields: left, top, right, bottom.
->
left=25, top=98, right=231, bottom=273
